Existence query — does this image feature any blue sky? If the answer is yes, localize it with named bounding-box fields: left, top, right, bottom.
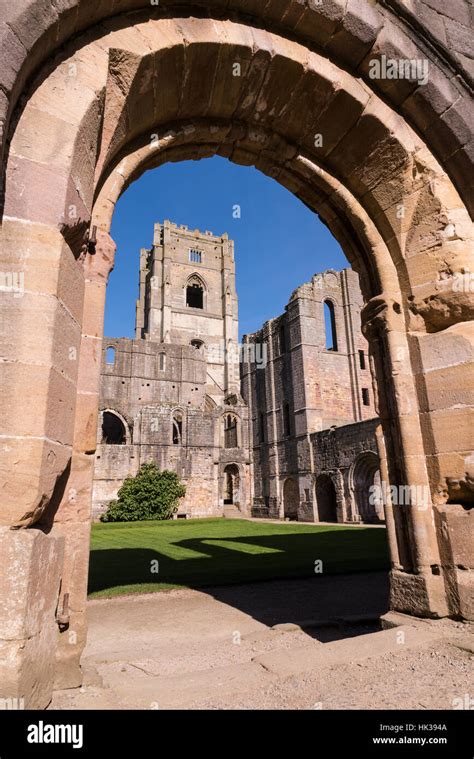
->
left=107, top=156, right=348, bottom=339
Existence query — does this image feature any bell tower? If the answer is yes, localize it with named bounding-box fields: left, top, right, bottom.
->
left=135, top=220, right=240, bottom=400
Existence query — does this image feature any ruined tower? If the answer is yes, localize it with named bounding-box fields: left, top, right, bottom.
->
left=135, top=220, right=240, bottom=402
left=93, top=222, right=251, bottom=519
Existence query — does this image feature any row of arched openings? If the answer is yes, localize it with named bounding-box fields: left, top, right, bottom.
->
left=101, top=410, right=239, bottom=448
left=283, top=453, right=383, bottom=523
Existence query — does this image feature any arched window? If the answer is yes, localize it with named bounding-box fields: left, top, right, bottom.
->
left=324, top=300, right=338, bottom=351
left=106, top=346, right=116, bottom=365
left=101, top=411, right=126, bottom=444
left=224, top=414, right=238, bottom=449
left=172, top=413, right=183, bottom=445
left=186, top=276, right=204, bottom=309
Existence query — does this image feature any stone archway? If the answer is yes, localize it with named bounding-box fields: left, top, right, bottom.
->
left=351, top=452, right=383, bottom=524
left=100, top=410, right=128, bottom=445
left=283, top=478, right=299, bottom=521
left=0, top=2, right=472, bottom=708
left=316, top=475, right=338, bottom=523
left=224, top=464, right=240, bottom=506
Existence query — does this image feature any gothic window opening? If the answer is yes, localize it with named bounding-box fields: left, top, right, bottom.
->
left=324, top=300, right=338, bottom=351
left=101, top=411, right=126, bottom=444
left=362, top=387, right=370, bottom=406
left=186, top=278, right=204, bottom=309
left=224, top=414, right=238, bottom=449
left=172, top=413, right=183, bottom=445
left=359, top=349, right=366, bottom=370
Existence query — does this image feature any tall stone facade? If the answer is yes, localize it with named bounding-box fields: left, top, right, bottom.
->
left=241, top=268, right=382, bottom=522
left=92, top=221, right=251, bottom=519
left=94, top=226, right=383, bottom=525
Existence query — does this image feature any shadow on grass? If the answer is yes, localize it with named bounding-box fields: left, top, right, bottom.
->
left=88, top=527, right=390, bottom=636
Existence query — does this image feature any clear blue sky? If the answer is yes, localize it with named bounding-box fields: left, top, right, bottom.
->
left=107, top=156, right=348, bottom=339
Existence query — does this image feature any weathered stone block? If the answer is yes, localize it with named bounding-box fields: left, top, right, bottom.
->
left=0, top=527, right=64, bottom=708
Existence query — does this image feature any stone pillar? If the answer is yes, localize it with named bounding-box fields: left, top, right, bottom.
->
left=333, top=471, right=346, bottom=523
left=362, top=294, right=449, bottom=618
left=265, top=322, right=283, bottom=518
left=0, top=220, right=83, bottom=707
left=375, top=423, right=401, bottom=569
left=52, top=230, right=116, bottom=689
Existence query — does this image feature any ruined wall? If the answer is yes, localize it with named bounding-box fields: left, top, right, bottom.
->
left=93, top=336, right=251, bottom=519
left=311, top=418, right=382, bottom=523
left=242, top=268, right=379, bottom=522
left=93, top=223, right=250, bottom=519
left=0, top=0, right=472, bottom=709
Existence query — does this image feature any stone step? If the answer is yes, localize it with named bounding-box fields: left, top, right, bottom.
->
left=86, top=624, right=446, bottom=709
left=223, top=507, right=242, bottom=518
left=253, top=624, right=445, bottom=678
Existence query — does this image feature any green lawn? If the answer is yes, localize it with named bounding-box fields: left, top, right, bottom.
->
left=88, top=518, right=390, bottom=598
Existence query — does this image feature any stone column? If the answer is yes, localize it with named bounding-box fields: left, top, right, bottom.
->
left=362, top=294, right=449, bottom=618
left=52, top=230, right=116, bottom=689
left=0, top=220, right=83, bottom=708
left=265, top=323, right=283, bottom=518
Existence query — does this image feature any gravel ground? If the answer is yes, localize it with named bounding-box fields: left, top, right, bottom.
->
left=50, top=573, right=473, bottom=711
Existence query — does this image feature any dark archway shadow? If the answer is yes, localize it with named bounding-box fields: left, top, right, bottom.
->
left=88, top=527, right=390, bottom=641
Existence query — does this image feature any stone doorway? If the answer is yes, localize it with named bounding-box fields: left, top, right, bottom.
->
left=316, top=476, right=338, bottom=523
left=224, top=464, right=240, bottom=506
left=352, top=453, right=384, bottom=524
left=283, top=478, right=300, bottom=521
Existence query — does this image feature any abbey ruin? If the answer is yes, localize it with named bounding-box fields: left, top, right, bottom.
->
left=93, top=220, right=384, bottom=525
left=0, top=0, right=472, bottom=709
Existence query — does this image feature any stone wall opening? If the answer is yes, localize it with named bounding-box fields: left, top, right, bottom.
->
left=101, top=411, right=127, bottom=445
left=186, top=278, right=204, bottom=309
left=224, top=464, right=240, bottom=506
left=283, top=478, right=299, bottom=521
left=0, top=1, right=472, bottom=708
left=224, top=414, right=238, bottom=449
left=324, top=300, right=338, bottom=352
left=351, top=453, right=383, bottom=524
left=316, top=475, right=338, bottom=523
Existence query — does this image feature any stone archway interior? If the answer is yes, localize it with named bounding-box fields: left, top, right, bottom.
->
left=101, top=412, right=127, bottom=445
left=283, top=478, right=299, bottom=521
left=316, top=476, right=338, bottom=523
left=224, top=464, right=240, bottom=505
left=353, top=454, right=384, bottom=524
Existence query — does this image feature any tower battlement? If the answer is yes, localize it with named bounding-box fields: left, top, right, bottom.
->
left=152, top=220, right=230, bottom=247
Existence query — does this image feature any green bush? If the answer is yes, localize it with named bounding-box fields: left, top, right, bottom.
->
left=101, top=463, right=186, bottom=522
